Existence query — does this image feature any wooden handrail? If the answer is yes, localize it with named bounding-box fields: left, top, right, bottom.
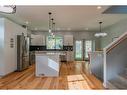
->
left=106, top=33, right=127, bottom=54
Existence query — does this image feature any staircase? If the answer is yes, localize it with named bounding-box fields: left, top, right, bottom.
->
left=103, top=31, right=127, bottom=89
left=108, top=68, right=127, bottom=89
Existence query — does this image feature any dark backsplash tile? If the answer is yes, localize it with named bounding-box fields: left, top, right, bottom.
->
left=30, top=45, right=73, bottom=51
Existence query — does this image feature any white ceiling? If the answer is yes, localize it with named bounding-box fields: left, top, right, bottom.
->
left=1, top=6, right=127, bottom=32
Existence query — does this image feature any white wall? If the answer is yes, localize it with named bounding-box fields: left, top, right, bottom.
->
left=0, top=18, right=27, bottom=76
left=101, top=18, right=127, bottom=49
left=0, top=18, right=5, bottom=76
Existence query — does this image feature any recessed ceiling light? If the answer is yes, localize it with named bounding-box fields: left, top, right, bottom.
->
left=97, top=6, right=102, bottom=9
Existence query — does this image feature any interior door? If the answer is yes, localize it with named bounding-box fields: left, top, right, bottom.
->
left=84, top=40, right=93, bottom=60
left=75, top=40, right=83, bottom=61
left=75, top=40, right=93, bottom=61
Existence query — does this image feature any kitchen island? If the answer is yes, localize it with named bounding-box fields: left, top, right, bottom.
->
left=35, top=52, right=61, bottom=77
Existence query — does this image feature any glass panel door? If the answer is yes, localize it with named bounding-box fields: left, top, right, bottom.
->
left=75, top=40, right=83, bottom=60
left=84, top=40, right=92, bottom=59
left=75, top=40, right=93, bottom=61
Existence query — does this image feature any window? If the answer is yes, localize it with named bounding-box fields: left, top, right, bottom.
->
left=46, top=35, right=63, bottom=49
left=85, top=40, right=92, bottom=58
left=75, top=40, right=82, bottom=59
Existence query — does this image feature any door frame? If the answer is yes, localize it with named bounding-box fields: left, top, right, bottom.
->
left=74, top=40, right=83, bottom=61
left=74, top=39, right=94, bottom=61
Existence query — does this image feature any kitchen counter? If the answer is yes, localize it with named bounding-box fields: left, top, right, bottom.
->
left=35, top=52, right=61, bottom=77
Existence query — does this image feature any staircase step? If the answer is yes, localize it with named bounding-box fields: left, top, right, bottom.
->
left=118, top=73, right=127, bottom=84
left=124, top=68, right=127, bottom=74
left=109, top=78, right=127, bottom=89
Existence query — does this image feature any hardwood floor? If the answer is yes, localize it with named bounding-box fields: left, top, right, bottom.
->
left=0, top=61, right=104, bottom=89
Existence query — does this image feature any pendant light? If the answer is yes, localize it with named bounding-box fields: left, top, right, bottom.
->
left=48, top=12, right=52, bottom=33
left=53, top=22, right=55, bottom=32
left=51, top=18, right=54, bottom=35
left=0, top=5, right=16, bottom=14
left=52, top=22, right=55, bottom=38
left=48, top=12, right=56, bottom=38
left=94, top=22, right=107, bottom=37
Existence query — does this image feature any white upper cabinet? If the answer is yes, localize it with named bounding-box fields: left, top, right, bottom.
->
left=64, top=35, right=73, bottom=46
left=31, top=34, right=45, bottom=45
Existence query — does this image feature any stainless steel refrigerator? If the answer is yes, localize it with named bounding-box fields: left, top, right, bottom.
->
left=17, top=33, right=30, bottom=71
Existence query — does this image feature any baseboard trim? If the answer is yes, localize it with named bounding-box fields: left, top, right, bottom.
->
left=103, top=81, right=117, bottom=89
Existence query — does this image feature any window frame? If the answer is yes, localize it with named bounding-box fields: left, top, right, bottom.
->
left=46, top=35, right=63, bottom=50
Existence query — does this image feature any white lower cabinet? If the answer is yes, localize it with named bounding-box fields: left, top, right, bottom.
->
left=67, top=51, right=74, bottom=62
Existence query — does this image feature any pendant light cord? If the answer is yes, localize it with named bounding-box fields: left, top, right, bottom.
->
left=51, top=18, right=54, bottom=31
left=99, top=22, right=102, bottom=33
left=48, top=12, right=52, bottom=30
left=53, top=22, right=55, bottom=32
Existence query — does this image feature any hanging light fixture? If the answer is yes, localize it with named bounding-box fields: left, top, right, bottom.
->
left=51, top=18, right=56, bottom=38
left=52, top=22, right=55, bottom=38
left=94, top=22, right=107, bottom=37
left=51, top=18, right=54, bottom=36
left=48, top=12, right=52, bottom=33
left=48, top=12, right=56, bottom=38
left=0, top=5, right=16, bottom=14
left=53, top=22, right=55, bottom=32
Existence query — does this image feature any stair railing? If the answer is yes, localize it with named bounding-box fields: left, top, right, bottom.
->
left=103, top=31, right=127, bottom=88
left=105, top=32, right=127, bottom=54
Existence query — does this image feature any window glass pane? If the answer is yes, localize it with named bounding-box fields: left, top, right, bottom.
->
left=46, top=35, right=63, bottom=49
left=85, top=40, right=92, bottom=58
left=55, top=37, right=63, bottom=49
left=46, top=36, right=55, bottom=49
left=75, top=41, right=82, bottom=59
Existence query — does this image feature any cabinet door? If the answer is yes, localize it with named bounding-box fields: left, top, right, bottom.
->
left=64, top=35, right=73, bottom=45
left=31, top=35, right=45, bottom=45
left=70, top=51, right=74, bottom=61
left=67, top=51, right=73, bottom=62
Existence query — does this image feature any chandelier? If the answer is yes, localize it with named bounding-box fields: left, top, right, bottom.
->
left=0, top=5, right=16, bottom=14
left=94, top=22, right=107, bottom=37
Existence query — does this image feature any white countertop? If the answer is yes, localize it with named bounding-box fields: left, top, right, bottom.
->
left=35, top=51, right=66, bottom=56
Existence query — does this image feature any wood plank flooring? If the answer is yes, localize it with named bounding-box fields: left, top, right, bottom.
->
left=0, top=61, right=104, bottom=89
